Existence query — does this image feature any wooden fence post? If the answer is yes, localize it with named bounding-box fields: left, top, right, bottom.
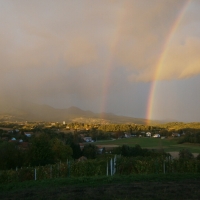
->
left=68, top=161, right=70, bottom=177
left=107, top=162, right=108, bottom=176
left=114, top=155, right=116, bottom=174
left=110, top=158, right=113, bottom=176
left=50, top=165, right=52, bottom=179
left=34, top=168, right=37, bottom=181
left=58, top=163, right=59, bottom=178
left=163, top=161, right=165, bottom=174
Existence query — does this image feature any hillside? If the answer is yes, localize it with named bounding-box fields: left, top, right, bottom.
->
left=0, top=101, right=159, bottom=124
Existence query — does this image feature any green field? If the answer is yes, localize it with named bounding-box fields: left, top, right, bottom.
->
left=94, top=137, right=200, bottom=153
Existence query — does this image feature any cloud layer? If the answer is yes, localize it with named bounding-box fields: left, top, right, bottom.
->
left=1, top=0, right=200, bottom=80
left=0, top=0, right=200, bottom=121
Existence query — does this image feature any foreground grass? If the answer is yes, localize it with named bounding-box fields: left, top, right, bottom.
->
left=1, top=173, right=200, bottom=192
left=94, top=137, right=200, bottom=153
left=1, top=173, right=200, bottom=200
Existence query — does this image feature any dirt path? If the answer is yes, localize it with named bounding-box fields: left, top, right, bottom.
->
left=169, top=152, right=199, bottom=159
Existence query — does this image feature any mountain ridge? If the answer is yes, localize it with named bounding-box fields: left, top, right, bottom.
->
left=0, top=102, right=160, bottom=124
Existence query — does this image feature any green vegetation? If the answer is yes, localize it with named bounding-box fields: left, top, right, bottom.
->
left=0, top=134, right=73, bottom=170
left=95, top=137, right=200, bottom=153
left=1, top=173, right=200, bottom=191
left=178, top=132, right=200, bottom=144
left=158, top=122, right=200, bottom=131
left=1, top=173, right=200, bottom=200
left=1, top=148, right=200, bottom=184
left=116, top=156, right=200, bottom=174
left=1, top=121, right=200, bottom=199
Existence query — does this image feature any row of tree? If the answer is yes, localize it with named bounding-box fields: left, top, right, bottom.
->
left=178, top=132, right=200, bottom=144
left=0, top=133, right=102, bottom=170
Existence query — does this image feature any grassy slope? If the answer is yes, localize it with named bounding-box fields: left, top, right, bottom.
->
left=1, top=173, right=200, bottom=192
left=94, top=137, right=200, bottom=153
left=1, top=174, right=200, bottom=200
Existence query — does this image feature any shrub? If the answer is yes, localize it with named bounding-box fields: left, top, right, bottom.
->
left=179, top=149, right=194, bottom=160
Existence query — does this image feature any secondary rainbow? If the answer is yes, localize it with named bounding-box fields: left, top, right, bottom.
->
left=146, top=0, right=192, bottom=124
left=100, top=2, right=128, bottom=118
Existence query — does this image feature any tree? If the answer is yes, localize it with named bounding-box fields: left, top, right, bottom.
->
left=0, top=142, right=24, bottom=170
left=51, top=138, right=72, bottom=162
left=65, top=132, right=74, bottom=145
left=196, top=153, right=200, bottom=161
left=28, top=134, right=54, bottom=166
left=121, top=145, right=131, bottom=157
left=70, top=142, right=82, bottom=159
left=179, top=149, right=194, bottom=160
left=82, top=144, right=98, bottom=159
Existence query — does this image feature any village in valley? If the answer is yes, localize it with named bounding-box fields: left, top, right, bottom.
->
left=0, top=119, right=199, bottom=158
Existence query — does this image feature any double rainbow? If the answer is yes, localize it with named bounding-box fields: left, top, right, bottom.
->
left=100, top=0, right=192, bottom=122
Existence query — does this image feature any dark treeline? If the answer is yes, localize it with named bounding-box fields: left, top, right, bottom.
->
left=0, top=131, right=103, bottom=170
left=113, top=144, right=170, bottom=158
left=0, top=134, right=72, bottom=170
left=178, top=132, right=200, bottom=144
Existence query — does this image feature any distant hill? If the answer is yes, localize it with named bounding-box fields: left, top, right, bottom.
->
left=0, top=101, right=160, bottom=124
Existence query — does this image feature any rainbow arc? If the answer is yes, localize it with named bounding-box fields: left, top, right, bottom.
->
left=146, top=0, right=191, bottom=124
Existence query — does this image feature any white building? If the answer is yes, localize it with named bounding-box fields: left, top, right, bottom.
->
left=83, top=137, right=93, bottom=142
left=153, top=134, right=160, bottom=138
left=146, top=132, right=151, bottom=137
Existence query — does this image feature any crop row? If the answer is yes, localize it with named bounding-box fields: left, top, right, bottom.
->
left=1, top=157, right=200, bottom=184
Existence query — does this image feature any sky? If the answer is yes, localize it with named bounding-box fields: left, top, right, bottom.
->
left=0, top=0, right=200, bottom=122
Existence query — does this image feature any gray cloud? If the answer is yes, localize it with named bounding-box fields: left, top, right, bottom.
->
left=1, top=0, right=199, bottom=80
left=0, top=0, right=200, bottom=121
